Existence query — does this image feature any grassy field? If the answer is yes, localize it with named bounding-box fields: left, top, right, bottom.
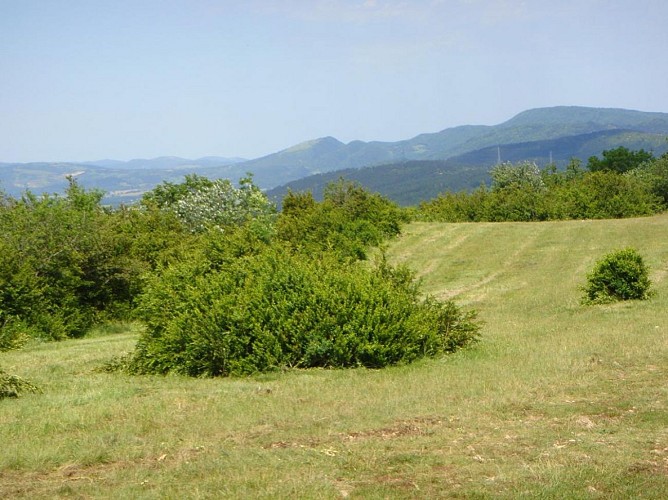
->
left=2, top=214, right=668, bottom=498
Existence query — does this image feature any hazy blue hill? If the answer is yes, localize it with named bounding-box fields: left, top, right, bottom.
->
left=402, top=124, right=493, bottom=159
left=0, top=162, right=92, bottom=193
left=0, top=159, right=250, bottom=204
left=241, top=137, right=360, bottom=171
left=435, top=107, right=668, bottom=159
left=453, top=129, right=668, bottom=167
left=83, top=156, right=246, bottom=170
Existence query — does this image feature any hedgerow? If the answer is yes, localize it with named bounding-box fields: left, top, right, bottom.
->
left=419, top=156, right=664, bottom=222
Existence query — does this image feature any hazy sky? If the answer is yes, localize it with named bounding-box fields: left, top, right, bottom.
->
left=1, top=0, right=667, bottom=163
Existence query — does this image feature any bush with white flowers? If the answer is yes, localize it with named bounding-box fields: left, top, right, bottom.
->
left=173, top=175, right=276, bottom=233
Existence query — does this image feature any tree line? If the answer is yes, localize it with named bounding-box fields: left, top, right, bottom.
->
left=418, top=147, right=668, bottom=222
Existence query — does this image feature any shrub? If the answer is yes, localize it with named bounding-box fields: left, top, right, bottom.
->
left=557, top=171, right=661, bottom=219
left=0, top=367, right=41, bottom=399
left=0, top=317, right=30, bottom=351
left=0, top=180, right=143, bottom=340
left=277, top=180, right=407, bottom=260
left=627, top=153, right=668, bottom=207
left=583, top=248, right=652, bottom=304
left=490, top=161, right=545, bottom=191
left=141, top=173, right=214, bottom=209
left=128, top=244, right=480, bottom=377
left=172, top=175, right=276, bottom=233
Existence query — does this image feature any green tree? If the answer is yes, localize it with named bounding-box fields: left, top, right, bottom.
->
left=178, top=175, right=275, bottom=233
left=140, top=174, right=214, bottom=209
left=557, top=170, right=660, bottom=219
left=626, top=153, right=668, bottom=206
left=587, top=146, right=655, bottom=174
left=490, top=161, right=545, bottom=191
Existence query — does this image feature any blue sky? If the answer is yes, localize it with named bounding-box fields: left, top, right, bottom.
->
left=1, top=0, right=667, bottom=162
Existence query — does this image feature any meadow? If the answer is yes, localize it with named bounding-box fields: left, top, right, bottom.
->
left=1, top=213, right=667, bottom=498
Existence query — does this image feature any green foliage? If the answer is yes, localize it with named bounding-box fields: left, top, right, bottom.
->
left=490, top=161, right=545, bottom=191
left=0, top=180, right=143, bottom=340
left=0, top=367, right=41, bottom=399
left=128, top=242, right=480, bottom=377
left=418, top=186, right=489, bottom=222
left=553, top=170, right=661, bottom=219
left=172, top=175, right=276, bottom=233
left=0, top=317, right=30, bottom=351
left=419, top=157, right=663, bottom=223
left=140, top=173, right=214, bottom=209
left=587, top=146, right=655, bottom=174
left=627, top=153, right=668, bottom=205
left=111, top=204, right=194, bottom=272
left=484, top=184, right=550, bottom=222
left=582, top=248, right=652, bottom=304
left=277, top=180, right=408, bottom=260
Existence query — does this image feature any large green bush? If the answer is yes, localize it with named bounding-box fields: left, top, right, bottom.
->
left=277, top=180, right=407, bottom=260
left=127, top=235, right=480, bottom=377
left=0, top=180, right=145, bottom=340
left=582, top=248, right=652, bottom=304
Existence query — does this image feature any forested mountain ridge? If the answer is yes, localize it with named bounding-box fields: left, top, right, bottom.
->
left=2, top=106, right=667, bottom=204
left=268, top=127, right=668, bottom=206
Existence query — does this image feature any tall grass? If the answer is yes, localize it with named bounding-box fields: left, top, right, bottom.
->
left=2, top=214, right=667, bottom=498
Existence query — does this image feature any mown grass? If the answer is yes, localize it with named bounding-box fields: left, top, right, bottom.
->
left=2, top=214, right=668, bottom=498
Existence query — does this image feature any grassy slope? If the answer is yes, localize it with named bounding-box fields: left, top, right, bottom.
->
left=1, top=215, right=668, bottom=498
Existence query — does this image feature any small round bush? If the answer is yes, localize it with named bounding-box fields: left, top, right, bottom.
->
left=583, top=248, right=652, bottom=304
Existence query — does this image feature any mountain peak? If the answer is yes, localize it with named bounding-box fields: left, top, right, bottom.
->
left=281, top=136, right=344, bottom=154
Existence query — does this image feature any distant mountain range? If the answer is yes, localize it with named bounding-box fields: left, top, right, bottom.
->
left=0, top=157, right=248, bottom=205
left=2, top=106, right=667, bottom=205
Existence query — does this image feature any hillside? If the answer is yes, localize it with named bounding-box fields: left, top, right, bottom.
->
left=268, top=128, right=668, bottom=206
left=249, top=106, right=668, bottom=177
left=2, top=106, right=668, bottom=204
left=2, top=214, right=667, bottom=497
left=267, top=160, right=489, bottom=207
